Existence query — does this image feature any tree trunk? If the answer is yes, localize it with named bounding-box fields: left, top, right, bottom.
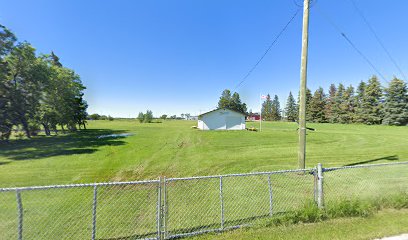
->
left=20, top=117, right=31, bottom=138
left=52, top=125, right=58, bottom=135
left=42, top=123, right=51, bottom=136
left=68, top=124, right=77, bottom=132
left=0, top=124, right=12, bottom=141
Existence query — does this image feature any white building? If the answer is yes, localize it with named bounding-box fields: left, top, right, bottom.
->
left=197, top=108, right=246, bottom=130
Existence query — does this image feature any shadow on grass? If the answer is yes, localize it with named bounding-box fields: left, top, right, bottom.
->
left=0, top=129, right=128, bottom=161
left=344, top=155, right=399, bottom=167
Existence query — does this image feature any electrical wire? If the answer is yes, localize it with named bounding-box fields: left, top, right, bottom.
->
left=349, top=0, right=406, bottom=81
left=315, top=6, right=387, bottom=81
left=233, top=8, right=301, bottom=90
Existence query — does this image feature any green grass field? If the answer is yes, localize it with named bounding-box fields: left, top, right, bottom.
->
left=0, top=120, right=408, bottom=239
left=1, top=120, right=407, bottom=187
left=194, top=209, right=408, bottom=240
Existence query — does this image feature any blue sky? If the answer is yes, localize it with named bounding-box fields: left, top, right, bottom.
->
left=1, top=0, right=407, bottom=117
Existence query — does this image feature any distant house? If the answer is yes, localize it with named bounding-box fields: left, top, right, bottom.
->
left=187, top=116, right=198, bottom=120
left=198, top=108, right=246, bottom=130
left=247, top=113, right=261, bottom=121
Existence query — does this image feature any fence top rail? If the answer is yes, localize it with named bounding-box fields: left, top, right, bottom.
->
left=323, top=160, right=408, bottom=172
left=0, top=179, right=160, bottom=192
left=165, top=168, right=314, bottom=182
left=2, top=161, right=406, bottom=192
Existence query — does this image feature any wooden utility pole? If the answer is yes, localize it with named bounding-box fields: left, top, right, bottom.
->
left=298, top=0, right=310, bottom=169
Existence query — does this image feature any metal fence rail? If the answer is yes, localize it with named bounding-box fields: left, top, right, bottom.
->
left=0, top=161, right=407, bottom=239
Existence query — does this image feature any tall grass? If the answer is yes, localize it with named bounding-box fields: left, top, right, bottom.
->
left=259, top=192, right=408, bottom=228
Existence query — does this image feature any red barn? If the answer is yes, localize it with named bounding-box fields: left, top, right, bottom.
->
left=246, top=113, right=260, bottom=121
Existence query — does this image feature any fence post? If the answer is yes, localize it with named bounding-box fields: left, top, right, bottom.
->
left=157, top=177, right=162, bottom=240
left=313, top=168, right=318, bottom=203
left=219, top=176, right=224, bottom=229
left=92, top=185, right=98, bottom=240
left=162, top=177, right=167, bottom=239
left=267, top=174, right=273, bottom=216
left=317, top=163, right=325, bottom=208
left=16, top=190, right=23, bottom=240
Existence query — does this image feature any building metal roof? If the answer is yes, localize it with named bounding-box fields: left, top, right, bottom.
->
left=198, top=108, right=245, bottom=117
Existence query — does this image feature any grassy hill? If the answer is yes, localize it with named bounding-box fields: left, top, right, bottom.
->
left=0, top=120, right=407, bottom=187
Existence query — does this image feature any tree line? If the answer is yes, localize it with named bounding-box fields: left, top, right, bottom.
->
left=88, top=114, right=114, bottom=121
left=219, top=75, right=407, bottom=126
left=263, top=76, right=407, bottom=126
left=261, top=94, right=282, bottom=121
left=0, top=24, right=87, bottom=140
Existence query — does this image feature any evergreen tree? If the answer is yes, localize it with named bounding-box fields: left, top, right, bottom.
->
left=361, top=76, right=383, bottom=124
left=325, top=84, right=337, bottom=122
left=339, top=85, right=355, bottom=123
left=354, top=81, right=367, bottom=123
left=383, top=78, right=408, bottom=126
left=271, top=95, right=281, bottom=121
left=331, top=83, right=345, bottom=123
left=309, top=87, right=327, bottom=123
left=218, top=89, right=232, bottom=109
left=217, top=89, right=247, bottom=114
left=261, top=94, right=273, bottom=121
left=50, top=51, right=62, bottom=67
left=231, top=92, right=247, bottom=114
left=285, top=92, right=298, bottom=122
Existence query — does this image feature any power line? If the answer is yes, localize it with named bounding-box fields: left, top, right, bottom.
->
left=233, top=8, right=301, bottom=90
left=315, top=6, right=387, bottom=81
left=341, top=33, right=387, bottom=81
left=349, top=0, right=406, bottom=81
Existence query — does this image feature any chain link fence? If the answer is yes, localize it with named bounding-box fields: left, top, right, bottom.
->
left=1, top=161, right=407, bottom=239
left=163, top=169, right=315, bottom=239
left=324, top=162, right=408, bottom=206
left=0, top=181, right=160, bottom=240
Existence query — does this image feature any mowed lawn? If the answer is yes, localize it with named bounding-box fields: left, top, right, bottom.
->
left=194, top=209, right=408, bottom=240
left=0, top=120, right=407, bottom=187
